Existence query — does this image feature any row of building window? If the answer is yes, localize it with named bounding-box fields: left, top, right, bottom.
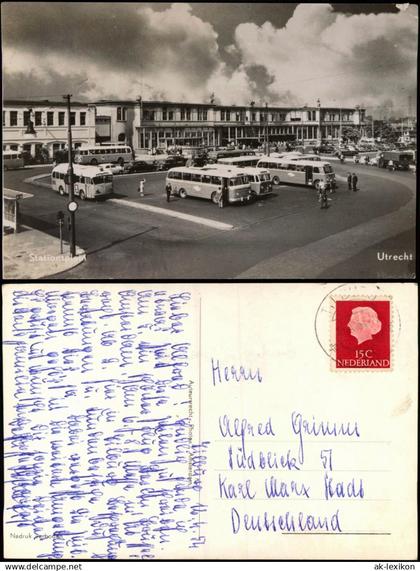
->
left=138, top=109, right=329, bottom=123
left=3, top=110, right=87, bottom=128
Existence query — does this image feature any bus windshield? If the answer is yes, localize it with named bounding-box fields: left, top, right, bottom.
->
left=323, top=164, right=333, bottom=173
left=93, top=175, right=112, bottom=184
left=229, top=176, right=249, bottom=186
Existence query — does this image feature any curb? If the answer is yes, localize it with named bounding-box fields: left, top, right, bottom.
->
left=24, top=174, right=52, bottom=189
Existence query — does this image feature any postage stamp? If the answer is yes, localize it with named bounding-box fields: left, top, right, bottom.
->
left=331, top=296, right=392, bottom=371
left=313, top=284, right=398, bottom=373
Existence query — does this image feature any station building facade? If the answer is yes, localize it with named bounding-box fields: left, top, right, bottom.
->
left=3, top=99, right=96, bottom=158
left=94, top=99, right=367, bottom=152
left=3, top=98, right=367, bottom=157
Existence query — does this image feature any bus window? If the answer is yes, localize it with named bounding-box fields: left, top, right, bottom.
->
left=313, top=166, right=320, bottom=173
left=93, top=175, right=112, bottom=184
left=191, top=173, right=202, bottom=182
left=202, top=175, right=212, bottom=184
left=287, top=164, right=296, bottom=171
left=211, top=176, right=222, bottom=185
left=183, top=172, right=192, bottom=181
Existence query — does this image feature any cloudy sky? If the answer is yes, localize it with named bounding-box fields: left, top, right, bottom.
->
left=2, top=2, right=418, bottom=116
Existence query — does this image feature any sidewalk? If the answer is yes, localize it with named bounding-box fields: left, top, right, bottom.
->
left=3, top=226, right=85, bottom=279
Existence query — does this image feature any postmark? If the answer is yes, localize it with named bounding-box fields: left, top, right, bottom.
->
left=314, top=284, right=400, bottom=372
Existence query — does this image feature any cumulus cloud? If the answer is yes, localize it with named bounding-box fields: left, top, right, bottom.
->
left=232, top=3, right=418, bottom=113
left=2, top=2, right=417, bottom=114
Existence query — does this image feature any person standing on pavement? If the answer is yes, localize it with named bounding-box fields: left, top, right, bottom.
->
left=351, top=172, right=358, bottom=192
left=347, top=172, right=352, bottom=190
left=165, top=183, right=172, bottom=202
left=318, top=180, right=329, bottom=209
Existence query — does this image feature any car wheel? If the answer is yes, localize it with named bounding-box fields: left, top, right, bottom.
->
left=314, top=180, right=321, bottom=190
left=90, top=158, right=98, bottom=165
left=59, top=186, right=65, bottom=196
left=179, top=188, right=187, bottom=199
left=79, top=190, right=86, bottom=200
left=272, top=176, right=280, bottom=185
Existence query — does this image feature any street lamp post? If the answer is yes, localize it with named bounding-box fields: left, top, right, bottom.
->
left=265, top=102, right=270, bottom=156
left=63, top=94, right=76, bottom=258
left=136, top=96, right=143, bottom=152
left=339, top=108, right=342, bottom=142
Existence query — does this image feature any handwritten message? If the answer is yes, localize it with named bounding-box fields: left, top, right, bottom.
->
left=4, top=288, right=209, bottom=559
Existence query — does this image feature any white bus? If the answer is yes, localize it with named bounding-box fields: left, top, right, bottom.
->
left=217, top=156, right=260, bottom=168
left=256, top=157, right=336, bottom=189
left=166, top=165, right=253, bottom=204
left=74, top=144, right=133, bottom=166
left=3, top=150, right=24, bottom=170
left=290, top=154, right=321, bottom=162
left=213, top=162, right=272, bottom=197
left=51, top=163, right=113, bottom=200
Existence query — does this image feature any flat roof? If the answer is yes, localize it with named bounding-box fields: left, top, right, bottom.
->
left=4, top=99, right=90, bottom=107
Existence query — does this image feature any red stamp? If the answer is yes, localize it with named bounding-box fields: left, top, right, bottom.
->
left=332, top=298, right=392, bottom=370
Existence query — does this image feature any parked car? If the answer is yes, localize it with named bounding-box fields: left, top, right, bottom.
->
left=314, top=144, right=335, bottom=154
left=124, top=160, right=156, bottom=173
left=99, top=163, right=125, bottom=175
left=335, top=147, right=359, bottom=157
left=155, top=155, right=187, bottom=170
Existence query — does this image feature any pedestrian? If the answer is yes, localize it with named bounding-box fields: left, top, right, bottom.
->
left=165, top=183, right=172, bottom=202
left=217, top=178, right=229, bottom=208
left=339, top=153, right=345, bottom=164
left=347, top=172, right=352, bottom=190
left=351, top=172, right=358, bottom=192
left=218, top=188, right=224, bottom=208
left=138, top=178, right=145, bottom=196
left=319, top=184, right=329, bottom=210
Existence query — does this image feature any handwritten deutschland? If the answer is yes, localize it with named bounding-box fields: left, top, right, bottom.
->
left=231, top=507, right=341, bottom=534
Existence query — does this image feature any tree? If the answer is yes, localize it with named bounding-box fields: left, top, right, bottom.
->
left=342, top=127, right=361, bottom=143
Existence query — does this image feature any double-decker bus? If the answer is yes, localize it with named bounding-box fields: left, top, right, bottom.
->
left=165, top=165, right=253, bottom=204
left=74, top=144, right=133, bottom=166
left=257, top=157, right=336, bottom=189
left=3, top=150, right=24, bottom=170
left=51, top=163, right=113, bottom=200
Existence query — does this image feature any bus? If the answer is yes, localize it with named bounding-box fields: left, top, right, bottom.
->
left=3, top=150, right=24, bottom=170
left=290, top=154, right=321, bottom=162
left=213, top=162, right=272, bottom=196
left=256, top=157, right=336, bottom=189
left=74, top=144, right=133, bottom=166
left=51, top=163, right=113, bottom=200
left=241, top=167, right=272, bottom=196
left=207, top=148, right=256, bottom=163
left=166, top=165, right=253, bottom=204
left=217, top=156, right=260, bottom=168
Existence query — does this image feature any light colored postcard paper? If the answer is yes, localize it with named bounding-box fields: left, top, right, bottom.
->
left=2, top=283, right=417, bottom=559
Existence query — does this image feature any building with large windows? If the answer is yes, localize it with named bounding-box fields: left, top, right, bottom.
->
left=3, top=99, right=96, bottom=159
left=94, top=99, right=367, bottom=152
left=2, top=98, right=367, bottom=159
